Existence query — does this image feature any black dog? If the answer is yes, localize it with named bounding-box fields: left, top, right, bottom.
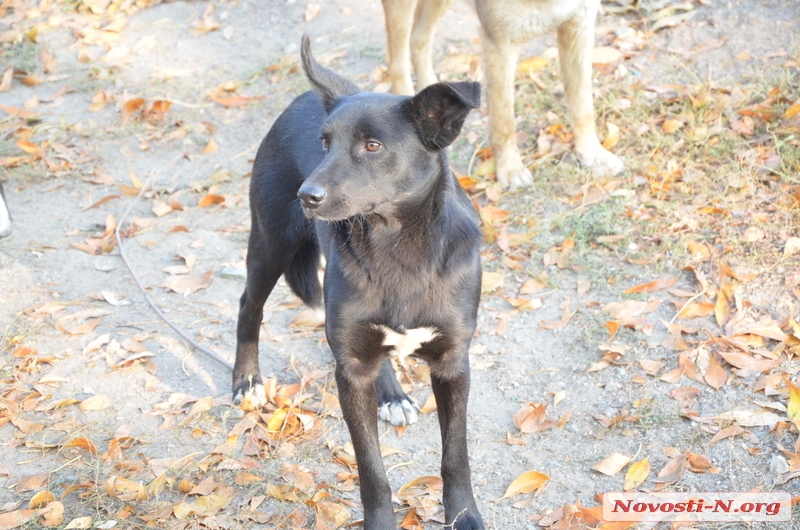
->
left=233, top=35, right=484, bottom=529
left=0, top=181, right=10, bottom=238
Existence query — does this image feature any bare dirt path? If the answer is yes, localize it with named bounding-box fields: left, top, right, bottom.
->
left=0, top=0, right=799, bottom=528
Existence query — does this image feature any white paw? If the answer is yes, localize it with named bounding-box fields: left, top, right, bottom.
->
left=378, top=399, right=418, bottom=426
left=581, top=147, right=624, bottom=178
left=234, top=383, right=267, bottom=411
left=496, top=163, right=533, bottom=189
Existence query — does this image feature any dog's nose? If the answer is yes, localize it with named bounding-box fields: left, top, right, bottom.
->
left=298, top=183, right=326, bottom=209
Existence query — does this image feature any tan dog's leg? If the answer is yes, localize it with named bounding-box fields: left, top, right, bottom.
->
left=383, top=0, right=418, bottom=95
left=410, top=0, right=452, bottom=89
left=557, top=14, right=624, bottom=177
left=483, top=32, right=532, bottom=188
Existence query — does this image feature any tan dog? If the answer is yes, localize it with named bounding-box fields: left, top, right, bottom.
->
left=382, top=0, right=625, bottom=187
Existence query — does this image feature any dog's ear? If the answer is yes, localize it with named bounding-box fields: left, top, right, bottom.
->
left=404, top=81, right=481, bottom=150
left=301, top=35, right=360, bottom=112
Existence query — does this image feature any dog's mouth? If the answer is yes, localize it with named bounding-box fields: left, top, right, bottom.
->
left=302, top=202, right=377, bottom=221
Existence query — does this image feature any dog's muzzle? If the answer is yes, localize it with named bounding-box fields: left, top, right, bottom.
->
left=298, top=182, right=326, bottom=210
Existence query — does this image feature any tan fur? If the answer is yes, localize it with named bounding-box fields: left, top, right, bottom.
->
left=381, top=0, right=624, bottom=186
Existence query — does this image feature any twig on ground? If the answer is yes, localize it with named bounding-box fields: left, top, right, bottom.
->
left=114, top=151, right=235, bottom=372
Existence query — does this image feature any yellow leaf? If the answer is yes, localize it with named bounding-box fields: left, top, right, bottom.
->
left=714, top=287, right=730, bottom=327
left=502, top=470, right=550, bottom=498
left=785, top=101, right=800, bottom=119
left=786, top=377, right=800, bottom=428
left=623, top=458, right=650, bottom=491
left=474, top=158, right=495, bottom=177
left=601, top=122, right=620, bottom=150
left=517, top=56, right=548, bottom=74
left=662, top=118, right=683, bottom=134
left=64, top=516, right=93, bottom=529
left=29, top=491, right=56, bottom=509
left=39, top=501, right=64, bottom=527
left=201, top=138, right=218, bottom=153
left=267, top=408, right=288, bottom=431
left=481, top=271, right=505, bottom=294
left=121, top=97, right=144, bottom=124
left=592, top=46, right=623, bottom=64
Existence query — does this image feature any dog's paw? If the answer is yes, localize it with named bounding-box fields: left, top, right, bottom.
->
left=378, top=398, right=419, bottom=426
left=451, top=510, right=485, bottom=530
left=496, top=162, right=533, bottom=189
left=580, top=147, right=624, bottom=178
left=232, top=376, right=267, bottom=411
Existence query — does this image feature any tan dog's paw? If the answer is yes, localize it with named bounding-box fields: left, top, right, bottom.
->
left=496, top=160, right=533, bottom=189
left=581, top=147, right=624, bottom=178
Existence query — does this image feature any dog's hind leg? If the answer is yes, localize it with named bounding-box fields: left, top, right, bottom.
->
left=233, top=234, right=291, bottom=409
left=557, top=10, right=624, bottom=178
left=410, top=0, right=452, bottom=89
left=375, top=359, right=419, bottom=425
left=383, top=0, right=418, bottom=96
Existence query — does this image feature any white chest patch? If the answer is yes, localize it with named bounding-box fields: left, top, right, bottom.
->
left=372, top=324, right=439, bottom=361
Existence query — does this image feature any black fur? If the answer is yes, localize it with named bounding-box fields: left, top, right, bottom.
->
left=233, top=36, right=484, bottom=530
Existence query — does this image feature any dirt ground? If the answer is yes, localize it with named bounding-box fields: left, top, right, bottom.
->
left=0, top=0, right=799, bottom=528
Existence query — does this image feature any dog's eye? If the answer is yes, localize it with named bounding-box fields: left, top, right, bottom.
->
left=365, top=141, right=382, bottom=152
left=320, top=137, right=329, bottom=150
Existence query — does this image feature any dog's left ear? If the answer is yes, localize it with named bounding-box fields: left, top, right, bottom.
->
left=404, top=81, right=481, bottom=150
left=301, top=35, right=360, bottom=112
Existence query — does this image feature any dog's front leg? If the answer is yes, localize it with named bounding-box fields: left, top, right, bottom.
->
left=383, top=0, right=418, bottom=96
left=557, top=14, right=624, bottom=178
left=335, top=358, right=396, bottom=528
left=482, top=33, right=533, bottom=189
left=430, top=353, right=484, bottom=530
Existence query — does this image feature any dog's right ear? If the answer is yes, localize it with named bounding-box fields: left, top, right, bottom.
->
left=404, top=81, right=481, bottom=150
left=301, top=35, right=360, bottom=112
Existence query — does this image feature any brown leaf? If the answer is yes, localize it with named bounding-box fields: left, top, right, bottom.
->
left=62, top=438, right=98, bottom=455
left=162, top=270, right=213, bottom=296
left=708, top=425, right=745, bottom=445
left=703, top=353, right=727, bottom=390
left=0, top=67, right=12, bottom=91
left=605, top=321, right=619, bottom=341
left=79, top=395, right=112, bottom=411
left=63, top=317, right=103, bottom=336
left=623, top=277, right=677, bottom=294
left=121, top=98, right=144, bottom=124
left=198, top=193, right=225, bottom=207
left=513, top=403, right=556, bottom=433
left=15, top=474, right=48, bottom=493
left=38, top=501, right=64, bottom=527
left=593, top=453, right=631, bottom=476
left=210, top=95, right=252, bottom=108
left=0, top=509, right=41, bottom=529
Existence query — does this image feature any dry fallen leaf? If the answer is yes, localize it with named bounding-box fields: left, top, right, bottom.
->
left=501, top=470, right=550, bottom=498
left=592, top=453, right=631, bottom=476
left=80, top=394, right=112, bottom=411
left=623, top=458, right=650, bottom=491
left=163, top=270, right=213, bottom=296
left=481, top=271, right=505, bottom=294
